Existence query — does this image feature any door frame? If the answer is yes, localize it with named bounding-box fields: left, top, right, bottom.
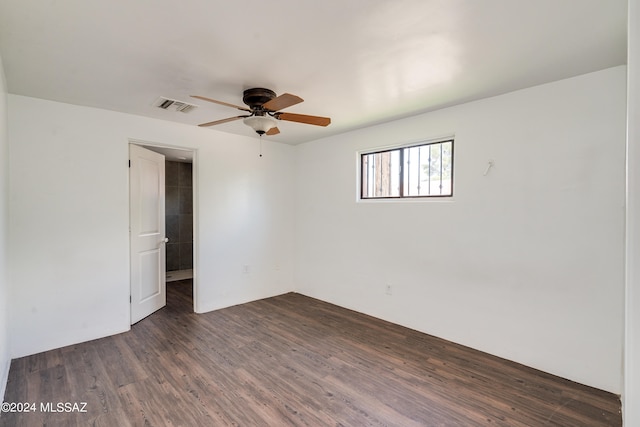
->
left=128, top=139, right=198, bottom=318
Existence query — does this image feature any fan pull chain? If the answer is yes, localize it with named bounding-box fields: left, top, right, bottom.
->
left=259, top=134, right=263, bottom=158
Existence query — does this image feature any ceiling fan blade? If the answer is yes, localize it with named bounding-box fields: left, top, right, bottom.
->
left=277, top=112, right=331, bottom=127
left=191, top=95, right=251, bottom=112
left=263, top=93, right=303, bottom=111
left=266, top=127, right=280, bottom=136
left=198, top=115, right=248, bottom=127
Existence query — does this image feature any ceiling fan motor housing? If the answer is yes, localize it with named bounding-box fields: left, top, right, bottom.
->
left=243, top=88, right=276, bottom=110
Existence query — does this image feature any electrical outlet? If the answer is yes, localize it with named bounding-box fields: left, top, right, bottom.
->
left=385, top=284, right=393, bottom=295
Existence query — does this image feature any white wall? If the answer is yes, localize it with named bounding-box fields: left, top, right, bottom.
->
left=295, top=67, right=627, bottom=394
left=0, top=55, right=11, bottom=400
left=626, top=0, right=640, bottom=423
left=8, top=95, right=295, bottom=358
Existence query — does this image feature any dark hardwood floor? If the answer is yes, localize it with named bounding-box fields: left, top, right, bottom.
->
left=1, top=280, right=621, bottom=426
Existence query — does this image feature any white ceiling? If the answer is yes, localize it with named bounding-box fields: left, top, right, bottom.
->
left=0, top=0, right=628, bottom=145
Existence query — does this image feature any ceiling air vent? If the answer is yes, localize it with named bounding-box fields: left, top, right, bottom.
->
left=154, top=97, right=198, bottom=113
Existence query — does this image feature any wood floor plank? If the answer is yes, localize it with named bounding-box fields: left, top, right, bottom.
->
left=1, top=281, right=622, bottom=426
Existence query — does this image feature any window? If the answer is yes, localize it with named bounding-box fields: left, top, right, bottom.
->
left=361, top=139, right=453, bottom=199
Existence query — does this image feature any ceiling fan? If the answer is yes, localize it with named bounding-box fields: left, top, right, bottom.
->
left=191, top=88, right=331, bottom=136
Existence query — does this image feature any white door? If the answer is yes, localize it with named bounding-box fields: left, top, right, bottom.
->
left=130, top=144, right=167, bottom=324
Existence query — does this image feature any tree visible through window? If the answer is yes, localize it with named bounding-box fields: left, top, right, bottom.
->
left=361, top=139, right=453, bottom=199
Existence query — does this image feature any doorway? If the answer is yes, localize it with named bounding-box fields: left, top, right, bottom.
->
left=129, top=141, right=196, bottom=322
left=164, top=158, right=194, bottom=310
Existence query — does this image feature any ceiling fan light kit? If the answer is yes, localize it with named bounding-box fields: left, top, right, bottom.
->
left=243, top=115, right=277, bottom=135
left=192, top=88, right=331, bottom=136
